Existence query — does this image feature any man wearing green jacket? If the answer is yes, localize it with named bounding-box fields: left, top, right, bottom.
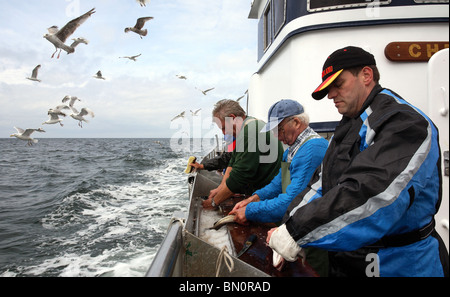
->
left=202, top=99, right=284, bottom=209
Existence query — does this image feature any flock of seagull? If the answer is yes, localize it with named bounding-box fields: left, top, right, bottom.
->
left=12, top=0, right=248, bottom=145
left=169, top=86, right=248, bottom=122
left=11, top=1, right=153, bottom=146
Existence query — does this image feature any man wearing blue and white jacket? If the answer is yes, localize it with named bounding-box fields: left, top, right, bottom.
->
left=267, top=46, right=449, bottom=277
left=230, top=99, right=329, bottom=276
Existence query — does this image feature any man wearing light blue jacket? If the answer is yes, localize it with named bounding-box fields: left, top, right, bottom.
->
left=230, top=99, right=329, bottom=276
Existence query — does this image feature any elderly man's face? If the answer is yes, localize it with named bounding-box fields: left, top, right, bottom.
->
left=274, top=117, right=302, bottom=146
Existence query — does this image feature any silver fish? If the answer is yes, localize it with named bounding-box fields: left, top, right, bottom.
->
left=210, top=214, right=236, bottom=230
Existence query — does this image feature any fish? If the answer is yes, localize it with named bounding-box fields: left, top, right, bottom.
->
left=272, top=251, right=286, bottom=271
left=209, top=214, right=236, bottom=230
left=272, top=249, right=307, bottom=271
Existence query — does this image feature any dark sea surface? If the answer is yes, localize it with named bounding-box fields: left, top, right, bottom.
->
left=0, top=138, right=214, bottom=277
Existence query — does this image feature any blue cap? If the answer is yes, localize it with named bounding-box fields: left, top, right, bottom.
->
left=261, top=99, right=304, bottom=132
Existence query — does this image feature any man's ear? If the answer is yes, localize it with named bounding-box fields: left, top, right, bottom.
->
left=361, top=66, right=374, bottom=86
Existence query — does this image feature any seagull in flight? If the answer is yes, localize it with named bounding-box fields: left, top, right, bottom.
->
left=93, top=71, right=105, bottom=80
left=196, top=87, right=215, bottom=96
left=43, top=111, right=66, bottom=127
left=176, top=75, right=187, bottom=80
left=190, top=109, right=201, bottom=116
left=10, top=127, right=45, bottom=146
left=70, top=107, right=95, bottom=128
left=43, top=8, right=95, bottom=59
left=70, top=37, right=89, bottom=49
left=119, top=54, right=142, bottom=61
left=62, top=95, right=81, bottom=110
left=137, top=0, right=150, bottom=7
left=49, top=104, right=71, bottom=116
left=26, top=65, right=42, bottom=82
left=171, top=111, right=185, bottom=121
left=125, top=17, right=154, bottom=39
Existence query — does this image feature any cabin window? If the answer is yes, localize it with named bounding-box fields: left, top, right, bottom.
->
left=273, top=0, right=287, bottom=37
left=308, top=0, right=391, bottom=12
left=263, top=2, right=273, bottom=50
left=263, top=0, right=286, bottom=51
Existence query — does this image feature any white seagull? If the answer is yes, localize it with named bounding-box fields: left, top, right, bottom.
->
left=10, top=127, right=46, bottom=146
left=93, top=71, right=105, bottom=80
left=62, top=95, right=81, bottom=110
left=44, top=8, right=95, bottom=58
left=137, top=0, right=150, bottom=7
left=190, top=109, right=201, bottom=116
left=26, top=65, right=42, bottom=82
left=125, top=17, right=154, bottom=39
left=49, top=104, right=71, bottom=116
left=196, top=87, right=215, bottom=96
left=119, top=54, right=142, bottom=61
left=70, top=107, right=95, bottom=128
left=171, top=111, right=185, bottom=121
left=70, top=37, right=89, bottom=49
left=45, top=104, right=71, bottom=127
left=43, top=111, right=66, bottom=127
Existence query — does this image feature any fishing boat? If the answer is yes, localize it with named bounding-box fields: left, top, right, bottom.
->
left=147, top=0, right=449, bottom=277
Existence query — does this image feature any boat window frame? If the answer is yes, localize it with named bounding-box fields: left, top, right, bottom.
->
left=307, top=0, right=392, bottom=12
left=263, top=1, right=273, bottom=51
left=273, top=0, right=287, bottom=40
left=263, top=0, right=287, bottom=53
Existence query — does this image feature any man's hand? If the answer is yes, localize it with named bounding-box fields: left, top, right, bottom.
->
left=189, top=162, right=204, bottom=170
left=229, top=207, right=248, bottom=225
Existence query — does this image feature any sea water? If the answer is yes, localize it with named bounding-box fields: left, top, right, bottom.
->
left=0, top=138, right=215, bottom=277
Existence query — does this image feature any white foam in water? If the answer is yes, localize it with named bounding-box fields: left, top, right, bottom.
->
left=199, top=209, right=233, bottom=253
left=32, top=156, right=189, bottom=277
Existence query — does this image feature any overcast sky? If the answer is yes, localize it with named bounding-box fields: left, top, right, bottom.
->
left=0, top=0, right=257, bottom=139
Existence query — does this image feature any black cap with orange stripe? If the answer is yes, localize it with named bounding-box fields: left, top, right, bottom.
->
left=312, top=46, right=376, bottom=100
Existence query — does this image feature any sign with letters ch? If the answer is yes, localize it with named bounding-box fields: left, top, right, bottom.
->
left=385, top=42, right=449, bottom=62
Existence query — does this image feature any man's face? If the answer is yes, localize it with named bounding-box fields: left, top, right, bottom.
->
left=327, top=69, right=368, bottom=118
left=214, top=115, right=236, bottom=137
left=274, top=117, right=299, bottom=146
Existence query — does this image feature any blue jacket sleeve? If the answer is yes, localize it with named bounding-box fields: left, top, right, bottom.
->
left=253, top=149, right=288, bottom=200
left=246, top=139, right=328, bottom=223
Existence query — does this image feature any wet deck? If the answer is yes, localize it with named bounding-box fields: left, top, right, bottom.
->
left=219, top=195, right=318, bottom=277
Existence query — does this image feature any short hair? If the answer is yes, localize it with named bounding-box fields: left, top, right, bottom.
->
left=346, top=65, right=380, bottom=83
left=296, top=112, right=310, bottom=126
left=284, top=113, right=310, bottom=128
left=347, top=65, right=380, bottom=83
left=212, top=99, right=246, bottom=120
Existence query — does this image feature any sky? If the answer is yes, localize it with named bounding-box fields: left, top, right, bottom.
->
left=0, top=0, right=258, bottom=139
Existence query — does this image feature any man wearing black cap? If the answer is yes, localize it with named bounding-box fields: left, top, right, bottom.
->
left=267, top=46, right=448, bottom=277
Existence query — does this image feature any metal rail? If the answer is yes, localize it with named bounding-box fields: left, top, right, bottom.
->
left=145, top=219, right=183, bottom=277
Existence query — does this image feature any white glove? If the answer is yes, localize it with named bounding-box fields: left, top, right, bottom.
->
left=269, top=224, right=305, bottom=263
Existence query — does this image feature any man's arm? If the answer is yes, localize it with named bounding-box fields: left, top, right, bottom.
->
left=202, top=167, right=234, bottom=208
